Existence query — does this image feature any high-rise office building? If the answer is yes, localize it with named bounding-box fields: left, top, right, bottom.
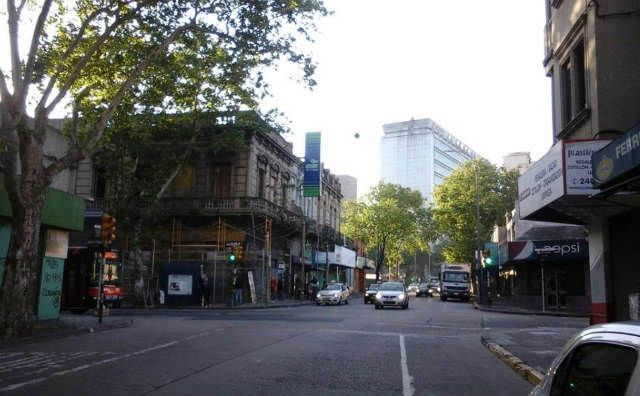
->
left=336, top=175, right=357, bottom=202
left=380, top=118, right=479, bottom=202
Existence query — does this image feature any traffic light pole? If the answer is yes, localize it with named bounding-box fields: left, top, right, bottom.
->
left=97, top=251, right=105, bottom=324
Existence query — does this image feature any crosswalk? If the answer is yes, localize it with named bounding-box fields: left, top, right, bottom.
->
left=0, top=351, right=115, bottom=379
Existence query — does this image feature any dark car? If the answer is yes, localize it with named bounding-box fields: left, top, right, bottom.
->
left=416, top=282, right=430, bottom=297
left=364, top=283, right=380, bottom=304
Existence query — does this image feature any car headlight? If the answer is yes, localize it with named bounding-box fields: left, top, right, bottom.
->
left=334, top=293, right=340, bottom=297
left=376, top=292, right=382, bottom=300
left=398, top=293, right=405, bottom=301
left=316, top=293, right=321, bottom=299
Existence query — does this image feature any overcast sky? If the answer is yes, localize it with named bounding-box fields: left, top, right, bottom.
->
left=261, top=0, right=552, bottom=197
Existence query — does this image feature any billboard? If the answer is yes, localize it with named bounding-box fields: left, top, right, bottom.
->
left=303, top=132, right=321, bottom=197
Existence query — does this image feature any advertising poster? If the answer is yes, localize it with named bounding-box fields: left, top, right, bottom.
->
left=37, top=257, right=65, bottom=320
left=167, top=274, right=193, bottom=295
left=303, top=132, right=321, bottom=197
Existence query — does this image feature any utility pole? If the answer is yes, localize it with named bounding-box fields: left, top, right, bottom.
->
left=265, top=217, right=272, bottom=304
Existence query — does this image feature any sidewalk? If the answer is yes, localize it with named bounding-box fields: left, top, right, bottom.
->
left=113, top=296, right=317, bottom=314
left=0, top=311, right=133, bottom=349
left=474, top=301, right=589, bottom=318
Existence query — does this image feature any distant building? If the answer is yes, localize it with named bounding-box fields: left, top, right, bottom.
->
left=502, top=152, right=531, bottom=175
left=380, top=118, right=479, bottom=202
left=336, top=175, right=357, bottom=202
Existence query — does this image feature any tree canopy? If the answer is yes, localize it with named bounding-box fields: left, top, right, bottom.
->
left=433, top=158, right=519, bottom=265
left=341, top=182, right=435, bottom=280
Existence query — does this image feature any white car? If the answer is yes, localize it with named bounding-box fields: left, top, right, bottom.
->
left=374, top=281, right=409, bottom=309
left=316, top=283, right=350, bottom=305
left=530, top=321, right=640, bottom=396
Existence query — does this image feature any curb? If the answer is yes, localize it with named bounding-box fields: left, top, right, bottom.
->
left=112, top=301, right=315, bottom=314
left=480, top=335, right=544, bottom=386
left=0, top=319, right=133, bottom=349
left=473, top=302, right=588, bottom=318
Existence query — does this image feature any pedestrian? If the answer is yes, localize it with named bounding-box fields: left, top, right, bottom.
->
left=295, top=275, right=303, bottom=300
left=270, top=276, right=277, bottom=300
left=200, top=276, right=210, bottom=308
left=233, top=271, right=243, bottom=306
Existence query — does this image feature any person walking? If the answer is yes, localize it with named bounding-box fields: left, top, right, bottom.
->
left=270, top=276, right=278, bottom=300
left=233, top=271, right=243, bottom=306
left=200, top=275, right=210, bottom=308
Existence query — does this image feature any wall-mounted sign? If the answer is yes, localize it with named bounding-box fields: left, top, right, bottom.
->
left=303, top=132, right=322, bottom=197
left=518, top=140, right=610, bottom=219
left=44, top=229, right=69, bottom=259
left=167, top=274, right=193, bottom=295
left=592, top=124, right=640, bottom=187
left=507, top=239, right=588, bottom=262
left=37, top=257, right=65, bottom=320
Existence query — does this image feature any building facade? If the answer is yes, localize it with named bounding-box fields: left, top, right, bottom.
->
left=516, top=0, right=640, bottom=323
left=380, top=118, right=479, bottom=202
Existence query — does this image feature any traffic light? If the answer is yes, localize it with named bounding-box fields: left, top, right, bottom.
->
left=100, top=213, right=116, bottom=249
left=482, top=250, right=492, bottom=267
left=228, top=253, right=236, bottom=262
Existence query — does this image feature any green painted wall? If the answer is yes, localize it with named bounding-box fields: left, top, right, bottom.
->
left=0, top=173, right=85, bottom=231
left=36, top=257, right=65, bottom=320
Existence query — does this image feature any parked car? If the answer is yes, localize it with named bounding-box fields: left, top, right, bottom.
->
left=529, top=321, right=640, bottom=396
left=374, top=282, right=409, bottom=310
left=316, top=283, right=350, bottom=305
left=364, top=283, right=380, bottom=304
left=416, top=283, right=430, bottom=297
left=407, top=283, right=419, bottom=294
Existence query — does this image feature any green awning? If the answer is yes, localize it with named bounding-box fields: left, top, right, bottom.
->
left=0, top=173, right=85, bottom=231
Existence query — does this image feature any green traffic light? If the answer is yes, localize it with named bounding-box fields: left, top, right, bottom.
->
left=485, top=257, right=493, bottom=265
left=229, top=254, right=236, bottom=262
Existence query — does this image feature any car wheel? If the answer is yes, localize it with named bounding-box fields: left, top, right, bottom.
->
left=345, top=299, right=349, bottom=304
left=440, top=296, right=447, bottom=301
left=316, top=302, right=321, bottom=305
left=374, top=305, right=380, bottom=310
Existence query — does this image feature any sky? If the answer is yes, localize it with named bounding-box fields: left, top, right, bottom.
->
left=261, top=0, right=553, bottom=198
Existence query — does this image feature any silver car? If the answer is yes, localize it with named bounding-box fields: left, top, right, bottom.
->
left=316, top=283, right=349, bottom=305
left=374, top=282, right=409, bottom=310
left=530, top=321, right=640, bottom=396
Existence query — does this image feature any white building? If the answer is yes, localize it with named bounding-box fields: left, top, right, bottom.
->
left=503, top=152, right=532, bottom=175
left=336, top=175, right=357, bottom=202
left=380, top=118, right=479, bottom=202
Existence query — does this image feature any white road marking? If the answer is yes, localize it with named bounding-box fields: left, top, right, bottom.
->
left=0, top=331, right=212, bottom=392
left=399, top=335, right=415, bottom=396
left=317, top=328, right=463, bottom=338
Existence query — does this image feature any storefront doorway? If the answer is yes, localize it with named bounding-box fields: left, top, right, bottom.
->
left=545, top=270, right=568, bottom=309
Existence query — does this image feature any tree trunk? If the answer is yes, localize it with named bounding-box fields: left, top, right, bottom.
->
left=0, top=190, right=47, bottom=338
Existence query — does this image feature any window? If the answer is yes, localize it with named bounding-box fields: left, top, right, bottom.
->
left=211, top=164, right=231, bottom=197
left=258, top=169, right=266, bottom=199
left=551, top=342, right=638, bottom=396
left=93, top=167, right=106, bottom=199
left=560, top=41, right=586, bottom=128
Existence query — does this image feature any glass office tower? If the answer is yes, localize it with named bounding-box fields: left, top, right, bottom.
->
left=380, top=118, right=478, bottom=203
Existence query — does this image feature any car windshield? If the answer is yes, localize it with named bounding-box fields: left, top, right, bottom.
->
left=443, top=272, right=469, bottom=282
left=368, top=284, right=379, bottom=291
left=326, top=285, right=341, bottom=290
left=379, top=282, right=404, bottom=291
left=419, top=283, right=429, bottom=287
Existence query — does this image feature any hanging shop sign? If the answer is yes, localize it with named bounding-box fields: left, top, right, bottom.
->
left=592, top=123, right=640, bottom=188
left=303, top=132, right=322, bottom=197
left=518, top=139, right=610, bottom=219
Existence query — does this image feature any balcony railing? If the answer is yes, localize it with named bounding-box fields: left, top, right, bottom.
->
left=159, top=196, right=302, bottom=223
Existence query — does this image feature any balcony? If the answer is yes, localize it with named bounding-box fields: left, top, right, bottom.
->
left=159, top=196, right=302, bottom=223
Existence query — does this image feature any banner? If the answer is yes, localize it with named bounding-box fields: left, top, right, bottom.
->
left=303, top=132, right=322, bottom=197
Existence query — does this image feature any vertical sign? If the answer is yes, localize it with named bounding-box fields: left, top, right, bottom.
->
left=37, top=257, right=65, bottom=320
left=303, top=132, right=322, bottom=197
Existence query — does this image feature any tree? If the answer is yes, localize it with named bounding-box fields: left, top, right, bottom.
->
left=433, top=158, right=519, bottom=267
left=341, top=182, right=435, bottom=281
left=0, top=0, right=328, bottom=337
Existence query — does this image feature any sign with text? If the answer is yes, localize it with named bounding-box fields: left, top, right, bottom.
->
left=507, top=239, right=588, bottom=262
left=518, top=142, right=564, bottom=218
left=592, top=124, right=640, bottom=187
left=303, top=132, right=322, bottom=197
left=565, top=140, right=611, bottom=194
left=518, top=140, right=609, bottom=218
left=37, top=257, right=65, bottom=320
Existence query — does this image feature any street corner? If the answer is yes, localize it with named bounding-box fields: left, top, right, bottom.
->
left=481, top=335, right=544, bottom=386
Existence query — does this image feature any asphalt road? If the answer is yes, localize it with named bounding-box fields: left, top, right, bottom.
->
left=0, top=296, right=541, bottom=396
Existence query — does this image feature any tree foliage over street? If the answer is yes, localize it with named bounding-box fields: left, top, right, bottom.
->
left=433, top=158, right=519, bottom=265
left=0, top=0, right=328, bottom=337
left=341, top=182, right=435, bottom=281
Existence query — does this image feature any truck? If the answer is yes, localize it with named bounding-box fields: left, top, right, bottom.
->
left=439, top=263, right=471, bottom=302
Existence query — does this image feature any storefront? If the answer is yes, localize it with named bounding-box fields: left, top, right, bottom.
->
left=0, top=173, right=86, bottom=321
left=518, top=138, right=640, bottom=323
left=498, top=239, right=589, bottom=313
